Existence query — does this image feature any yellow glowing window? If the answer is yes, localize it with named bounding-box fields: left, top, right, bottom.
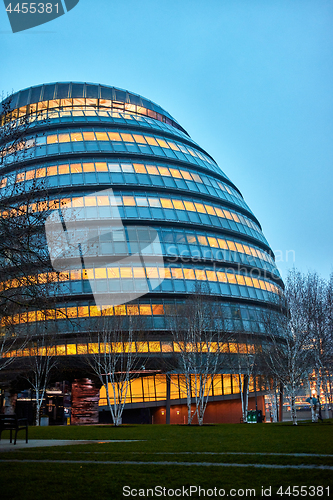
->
left=186, top=235, right=197, bottom=244
left=149, top=342, right=161, bottom=352
left=58, top=272, right=69, bottom=283
left=133, top=163, right=147, bottom=173
left=146, top=267, right=159, bottom=279
left=195, top=269, right=207, bottom=281
left=227, top=241, right=237, bottom=251
left=114, top=305, right=126, bottom=315
left=236, top=275, right=246, bottom=286
left=127, top=305, right=139, bottom=315
left=45, top=166, right=56, bottom=178
left=227, top=274, right=237, bottom=284
left=250, top=247, right=258, bottom=257
left=121, top=133, right=135, bottom=142
left=244, top=277, right=253, bottom=287
left=208, top=237, right=218, bottom=247
left=145, top=136, right=158, bottom=146
left=243, top=245, right=251, bottom=255
left=47, top=135, right=58, bottom=144
left=28, top=311, right=36, bottom=322
left=123, top=196, right=136, bottom=206
left=206, top=271, right=217, bottom=282
left=168, top=141, right=180, bottom=151
left=160, top=198, right=173, bottom=209
left=71, top=270, right=82, bottom=281
left=225, top=210, right=234, bottom=220
left=83, top=163, right=95, bottom=172
left=232, top=213, right=240, bottom=222
left=95, top=132, right=109, bottom=141
left=55, top=308, right=66, bottom=320
left=83, top=132, right=96, bottom=141
left=66, top=307, right=77, bottom=318
left=217, top=272, right=228, bottom=283
left=72, top=198, right=84, bottom=208
left=197, top=236, right=208, bottom=246
left=223, top=374, right=232, bottom=395
left=146, top=165, right=159, bottom=175
left=133, top=134, right=146, bottom=144
left=56, top=345, right=66, bottom=356
left=108, top=268, right=120, bottom=279
left=0, top=178, right=7, bottom=188
left=133, top=267, right=146, bottom=279
left=34, top=168, right=44, bottom=179
left=140, top=305, right=152, bottom=315
left=195, top=203, right=206, bottom=213
left=77, top=344, right=87, bottom=355
left=58, top=164, right=70, bottom=175
left=70, top=132, right=83, bottom=142
left=97, top=196, right=109, bottom=206
left=89, top=306, right=100, bottom=317
left=214, top=207, right=223, bottom=218
left=120, top=268, right=133, bottom=278
left=101, top=306, right=113, bottom=316
left=172, top=200, right=185, bottom=210
left=169, top=168, right=182, bottom=179
left=171, top=268, right=184, bottom=279
left=88, top=343, right=99, bottom=355
left=136, top=341, right=149, bottom=353
left=252, top=279, right=260, bottom=288
left=95, top=268, right=107, bottom=279
left=156, top=138, right=169, bottom=148
left=205, top=205, right=216, bottom=216
left=163, top=268, right=172, bottom=279
left=95, top=162, right=108, bottom=171
left=235, top=243, right=244, bottom=253
left=59, top=133, right=70, bottom=143
left=25, top=170, right=35, bottom=180
left=108, top=132, right=122, bottom=141
left=78, top=307, right=89, bottom=318
left=16, top=172, right=25, bottom=182
left=84, top=196, right=97, bottom=206
left=184, top=201, right=195, bottom=212
left=180, top=170, right=191, bottom=180
left=259, top=280, right=267, bottom=290
left=68, top=164, right=81, bottom=174
left=183, top=269, right=195, bottom=280
left=158, top=167, right=170, bottom=177
left=130, top=377, right=144, bottom=402
left=152, top=304, right=164, bottom=315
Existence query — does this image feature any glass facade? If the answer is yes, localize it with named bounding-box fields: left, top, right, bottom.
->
left=0, top=82, right=283, bottom=407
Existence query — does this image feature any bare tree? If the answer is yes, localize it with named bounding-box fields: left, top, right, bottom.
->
left=168, top=283, right=230, bottom=426
left=23, top=327, right=58, bottom=426
left=262, top=270, right=315, bottom=425
left=85, top=312, right=144, bottom=426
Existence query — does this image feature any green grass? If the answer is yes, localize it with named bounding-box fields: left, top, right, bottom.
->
left=0, top=422, right=332, bottom=500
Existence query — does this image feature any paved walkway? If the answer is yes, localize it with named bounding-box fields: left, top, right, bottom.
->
left=0, top=439, right=142, bottom=452
left=0, top=458, right=332, bottom=470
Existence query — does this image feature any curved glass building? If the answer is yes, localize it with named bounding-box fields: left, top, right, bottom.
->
left=0, top=82, right=283, bottom=423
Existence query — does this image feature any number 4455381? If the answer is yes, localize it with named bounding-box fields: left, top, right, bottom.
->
left=277, top=486, right=330, bottom=497
left=6, top=3, right=59, bottom=14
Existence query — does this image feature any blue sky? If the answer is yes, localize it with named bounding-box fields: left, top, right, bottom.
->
left=1, top=0, right=332, bottom=280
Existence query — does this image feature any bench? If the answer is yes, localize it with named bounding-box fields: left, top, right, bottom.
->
left=0, top=414, right=28, bottom=445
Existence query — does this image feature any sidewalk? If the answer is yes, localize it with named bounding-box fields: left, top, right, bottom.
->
left=0, top=439, right=141, bottom=452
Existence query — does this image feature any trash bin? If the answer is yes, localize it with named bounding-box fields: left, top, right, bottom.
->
left=256, top=409, right=263, bottom=423
left=247, top=410, right=257, bottom=423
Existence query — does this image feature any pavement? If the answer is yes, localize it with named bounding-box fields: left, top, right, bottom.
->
left=0, top=439, right=142, bottom=452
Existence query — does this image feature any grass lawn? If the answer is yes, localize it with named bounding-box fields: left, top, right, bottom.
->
left=0, top=422, right=332, bottom=500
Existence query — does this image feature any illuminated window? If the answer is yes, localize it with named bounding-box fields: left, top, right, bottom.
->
left=83, top=132, right=96, bottom=141
left=133, top=163, right=146, bottom=173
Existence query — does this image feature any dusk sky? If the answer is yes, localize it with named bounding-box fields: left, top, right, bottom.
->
left=1, top=0, right=332, bottom=281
